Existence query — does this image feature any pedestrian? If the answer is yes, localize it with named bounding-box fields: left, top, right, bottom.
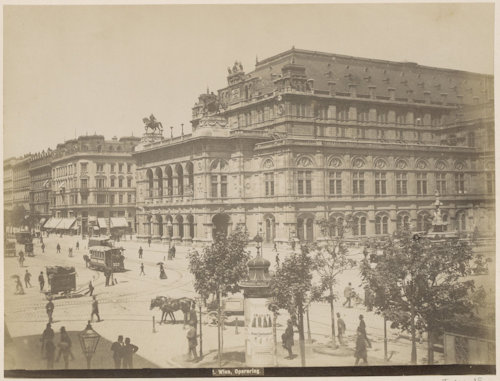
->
left=56, top=243, right=61, bottom=253
left=68, top=247, right=73, bottom=257
left=147, top=237, right=151, bottom=247
left=41, top=243, right=45, bottom=253
left=354, top=327, right=368, bottom=365
left=111, top=335, right=124, bottom=369
left=337, top=312, right=346, bottom=345
left=88, top=281, right=94, bottom=297
left=159, top=263, right=167, bottom=279
left=38, top=271, right=45, bottom=291
left=186, top=323, right=198, bottom=361
left=364, top=286, right=373, bottom=312
left=24, top=269, right=32, bottom=288
left=76, top=241, right=79, bottom=250
left=15, top=277, right=25, bottom=295
left=83, top=254, right=90, bottom=268
left=139, top=262, right=145, bottom=276
left=56, top=326, right=74, bottom=369
left=40, top=323, right=54, bottom=358
left=138, top=246, right=143, bottom=259
left=291, top=240, right=296, bottom=251
left=46, top=298, right=54, bottom=323
left=273, top=242, right=278, bottom=252
left=18, top=251, right=25, bottom=267
left=281, top=319, right=295, bottom=359
left=122, top=337, right=139, bottom=369
left=45, top=338, right=56, bottom=369
left=91, top=295, right=101, bottom=322
left=104, top=268, right=110, bottom=287
left=358, top=314, right=372, bottom=348
left=171, top=244, right=176, bottom=259
left=343, top=282, right=353, bottom=308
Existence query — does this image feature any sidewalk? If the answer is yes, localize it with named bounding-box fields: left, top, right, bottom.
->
left=5, top=330, right=158, bottom=370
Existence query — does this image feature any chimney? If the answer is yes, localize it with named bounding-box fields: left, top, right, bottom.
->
left=424, top=91, right=431, bottom=104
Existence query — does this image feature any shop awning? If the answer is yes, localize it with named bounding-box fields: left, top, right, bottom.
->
left=88, top=216, right=97, bottom=223
left=98, top=218, right=108, bottom=228
left=110, top=217, right=128, bottom=228
left=39, top=218, right=47, bottom=226
left=43, top=218, right=62, bottom=229
left=58, top=218, right=76, bottom=230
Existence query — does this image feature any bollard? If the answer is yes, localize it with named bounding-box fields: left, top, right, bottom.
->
left=153, top=316, right=156, bottom=333
left=235, top=317, right=239, bottom=334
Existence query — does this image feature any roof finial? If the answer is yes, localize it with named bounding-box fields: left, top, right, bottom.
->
left=206, top=86, right=209, bottom=94
left=256, top=55, right=258, bottom=65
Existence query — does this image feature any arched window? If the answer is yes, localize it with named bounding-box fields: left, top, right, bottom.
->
left=328, top=215, right=344, bottom=237
left=165, top=165, right=173, bottom=196
left=155, top=167, right=163, bottom=197
left=175, top=164, right=184, bottom=195
left=375, top=215, right=389, bottom=235
left=457, top=211, right=467, bottom=231
left=146, top=169, right=154, bottom=197
left=297, top=215, right=314, bottom=242
left=397, top=214, right=410, bottom=231
left=186, top=162, right=194, bottom=194
left=353, top=216, right=366, bottom=236
left=210, top=159, right=229, bottom=198
left=417, top=213, right=431, bottom=232
left=442, top=214, right=448, bottom=232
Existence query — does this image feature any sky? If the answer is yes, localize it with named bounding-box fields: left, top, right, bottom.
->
left=3, top=3, right=495, bottom=158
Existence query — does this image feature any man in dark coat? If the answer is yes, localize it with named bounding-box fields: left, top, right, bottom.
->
left=171, top=245, right=176, bottom=258
left=354, top=327, right=368, bottom=365
left=122, top=337, right=139, bottom=368
left=76, top=241, right=79, bottom=250
left=41, top=323, right=54, bottom=358
left=140, top=262, right=145, bottom=276
left=46, top=299, right=54, bottom=323
left=24, top=270, right=32, bottom=288
left=91, top=296, right=101, bottom=322
left=38, top=272, right=45, bottom=292
left=282, top=319, right=294, bottom=359
left=88, top=281, right=94, bottom=296
left=358, top=314, right=371, bottom=348
left=45, top=338, right=56, bottom=369
left=41, top=243, right=45, bottom=253
left=138, top=246, right=143, bottom=259
left=186, top=324, right=198, bottom=361
left=147, top=237, right=151, bottom=247
left=56, top=243, right=61, bottom=253
left=111, top=335, right=124, bottom=369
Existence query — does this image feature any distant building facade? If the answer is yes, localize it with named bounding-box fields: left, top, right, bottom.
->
left=29, top=150, right=54, bottom=228
left=3, top=157, right=16, bottom=217
left=48, top=135, right=141, bottom=235
left=134, top=48, right=494, bottom=246
left=12, top=156, right=31, bottom=212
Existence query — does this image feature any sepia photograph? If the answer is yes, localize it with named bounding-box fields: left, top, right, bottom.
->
left=2, top=2, right=496, bottom=379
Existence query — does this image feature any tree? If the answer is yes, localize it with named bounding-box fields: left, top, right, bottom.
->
left=11, top=205, right=28, bottom=228
left=310, top=217, right=356, bottom=349
left=188, top=227, right=251, bottom=302
left=270, top=245, right=314, bottom=366
left=360, top=227, right=477, bottom=364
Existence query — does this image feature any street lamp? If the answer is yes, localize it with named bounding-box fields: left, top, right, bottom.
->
left=254, top=228, right=263, bottom=257
left=194, top=296, right=203, bottom=358
left=78, top=320, right=101, bottom=369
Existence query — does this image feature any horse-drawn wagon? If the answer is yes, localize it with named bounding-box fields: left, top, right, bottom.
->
left=45, top=266, right=80, bottom=299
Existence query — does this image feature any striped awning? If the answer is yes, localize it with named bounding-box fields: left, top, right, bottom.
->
left=97, top=218, right=108, bottom=228
left=43, top=218, right=62, bottom=229
left=58, top=218, right=76, bottom=230
left=110, top=217, right=128, bottom=228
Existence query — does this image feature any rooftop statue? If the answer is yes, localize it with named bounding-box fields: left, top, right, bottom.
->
left=143, top=114, right=163, bottom=135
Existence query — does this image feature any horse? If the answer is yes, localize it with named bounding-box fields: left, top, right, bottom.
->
left=143, top=114, right=163, bottom=135
left=150, top=296, right=195, bottom=325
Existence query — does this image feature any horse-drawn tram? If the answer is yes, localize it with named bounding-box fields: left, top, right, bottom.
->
left=88, top=246, right=125, bottom=272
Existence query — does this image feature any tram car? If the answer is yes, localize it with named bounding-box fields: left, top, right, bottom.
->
left=88, top=246, right=125, bottom=272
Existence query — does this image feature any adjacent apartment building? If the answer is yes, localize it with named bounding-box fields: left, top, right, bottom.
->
left=133, top=48, right=494, bottom=246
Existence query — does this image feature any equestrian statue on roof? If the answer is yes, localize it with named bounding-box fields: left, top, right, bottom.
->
left=143, top=114, right=163, bottom=135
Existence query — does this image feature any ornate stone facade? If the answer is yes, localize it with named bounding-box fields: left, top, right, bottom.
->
left=134, top=48, right=495, bottom=246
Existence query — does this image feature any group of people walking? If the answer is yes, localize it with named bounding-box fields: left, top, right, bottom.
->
left=111, top=335, right=139, bottom=369
left=41, top=324, right=75, bottom=369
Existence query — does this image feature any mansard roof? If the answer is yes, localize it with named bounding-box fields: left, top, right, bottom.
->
left=240, top=48, right=493, bottom=106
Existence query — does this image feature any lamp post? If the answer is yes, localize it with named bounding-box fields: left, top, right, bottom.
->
left=254, top=228, right=263, bottom=256
left=78, top=321, right=101, bottom=369
left=195, top=296, right=203, bottom=358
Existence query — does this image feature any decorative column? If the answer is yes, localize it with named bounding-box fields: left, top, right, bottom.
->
left=172, top=220, right=181, bottom=244
left=161, top=217, right=171, bottom=244
left=152, top=215, right=161, bottom=242
left=182, top=220, right=192, bottom=246
left=239, top=238, right=276, bottom=367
